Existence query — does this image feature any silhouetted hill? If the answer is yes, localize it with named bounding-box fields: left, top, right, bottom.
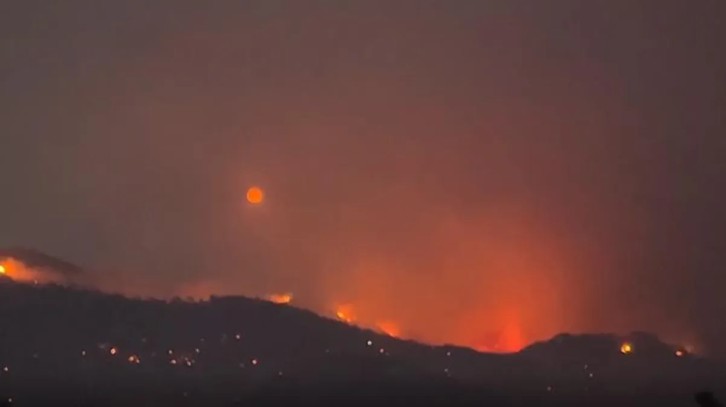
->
left=0, top=278, right=723, bottom=406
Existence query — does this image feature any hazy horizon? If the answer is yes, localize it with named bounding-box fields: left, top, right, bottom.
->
left=1, top=1, right=725, bottom=355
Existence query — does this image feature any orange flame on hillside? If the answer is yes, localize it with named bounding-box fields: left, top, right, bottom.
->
left=0, top=258, right=64, bottom=285
left=267, top=293, right=293, bottom=304
left=376, top=321, right=400, bottom=338
left=334, top=303, right=400, bottom=338
left=335, top=304, right=356, bottom=324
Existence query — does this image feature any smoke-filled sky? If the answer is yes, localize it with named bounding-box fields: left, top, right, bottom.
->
left=1, top=1, right=725, bottom=354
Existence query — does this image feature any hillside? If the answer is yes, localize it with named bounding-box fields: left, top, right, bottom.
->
left=0, top=278, right=723, bottom=406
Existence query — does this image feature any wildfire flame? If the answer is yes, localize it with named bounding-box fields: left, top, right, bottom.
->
left=335, top=304, right=356, bottom=324
left=332, top=304, right=401, bottom=338
left=0, top=258, right=65, bottom=285
left=376, top=321, right=400, bottom=338
left=267, top=293, right=293, bottom=304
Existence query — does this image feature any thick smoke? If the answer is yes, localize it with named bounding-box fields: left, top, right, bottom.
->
left=0, top=2, right=724, bottom=354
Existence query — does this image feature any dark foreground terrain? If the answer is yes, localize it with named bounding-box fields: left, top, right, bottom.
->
left=0, top=276, right=724, bottom=406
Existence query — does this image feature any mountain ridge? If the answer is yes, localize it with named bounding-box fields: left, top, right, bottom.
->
left=0, top=250, right=723, bottom=406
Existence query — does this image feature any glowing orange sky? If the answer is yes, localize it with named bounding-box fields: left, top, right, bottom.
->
left=1, top=2, right=723, bottom=356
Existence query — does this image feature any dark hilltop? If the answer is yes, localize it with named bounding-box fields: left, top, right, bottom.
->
left=0, top=253, right=724, bottom=406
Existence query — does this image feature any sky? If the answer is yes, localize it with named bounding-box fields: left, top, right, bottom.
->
left=1, top=1, right=725, bottom=355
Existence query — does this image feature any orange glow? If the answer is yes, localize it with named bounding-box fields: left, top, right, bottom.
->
left=303, top=216, right=581, bottom=353
left=0, top=258, right=66, bottom=285
left=246, top=186, right=264, bottom=205
left=159, top=208, right=631, bottom=353
left=495, top=321, right=526, bottom=352
left=109, top=347, right=118, bottom=356
left=620, top=342, right=633, bottom=354
left=77, top=197, right=690, bottom=354
left=449, top=306, right=530, bottom=353
left=267, top=293, right=293, bottom=304
left=128, top=355, right=141, bottom=364
left=376, top=321, right=400, bottom=337
left=675, top=349, right=685, bottom=357
left=335, top=304, right=356, bottom=324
